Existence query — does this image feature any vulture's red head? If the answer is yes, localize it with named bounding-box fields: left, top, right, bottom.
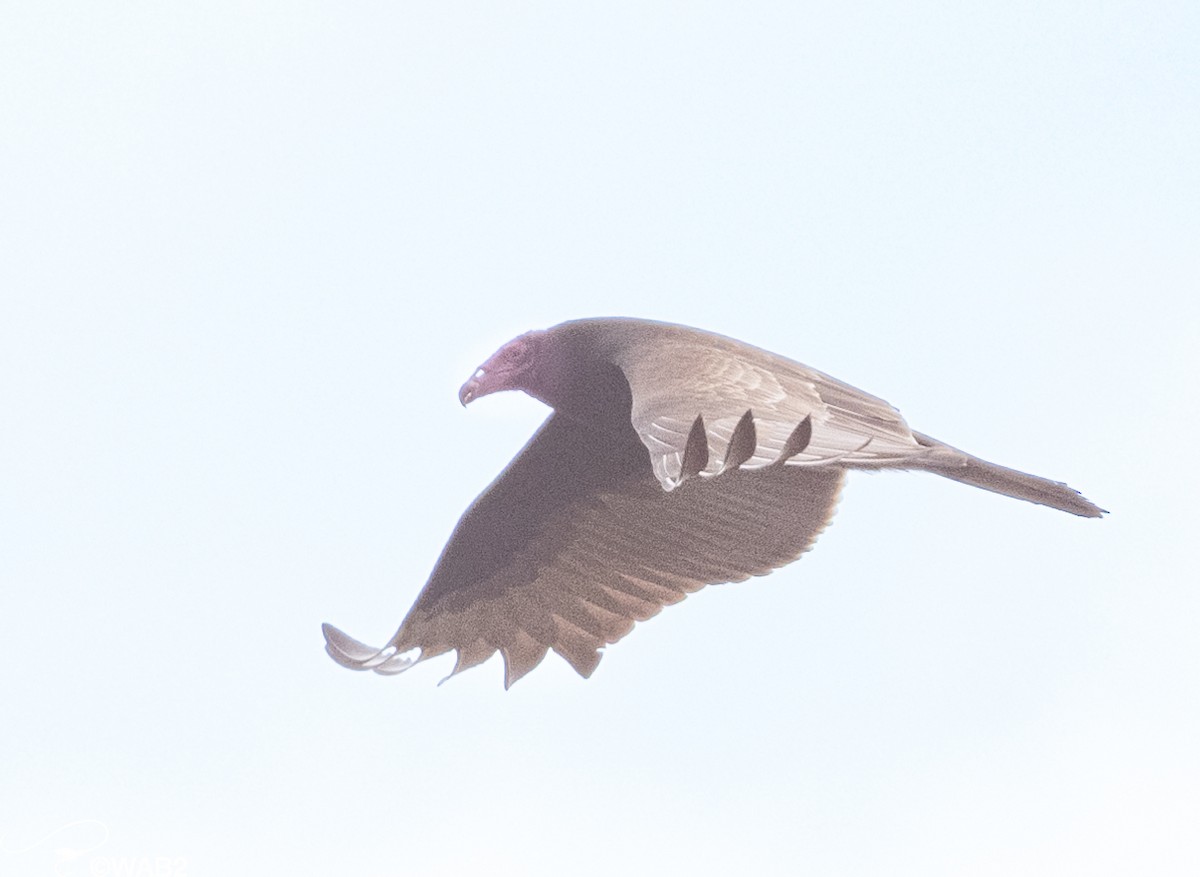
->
left=459, top=330, right=548, bottom=406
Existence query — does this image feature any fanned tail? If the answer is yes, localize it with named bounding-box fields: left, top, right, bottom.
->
left=912, top=432, right=1105, bottom=518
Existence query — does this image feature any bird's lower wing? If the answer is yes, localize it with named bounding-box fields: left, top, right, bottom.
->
left=323, top=412, right=845, bottom=688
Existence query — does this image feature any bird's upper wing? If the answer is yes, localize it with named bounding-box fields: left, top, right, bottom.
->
left=323, top=411, right=844, bottom=688
left=598, top=320, right=931, bottom=489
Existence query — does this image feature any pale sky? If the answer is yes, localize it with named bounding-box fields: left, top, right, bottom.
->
left=2, top=3, right=1197, bottom=875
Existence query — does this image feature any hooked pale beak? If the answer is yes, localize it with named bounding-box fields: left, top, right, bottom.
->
left=458, top=370, right=484, bottom=407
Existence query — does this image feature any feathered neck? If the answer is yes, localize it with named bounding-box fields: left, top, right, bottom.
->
left=528, top=325, right=633, bottom=429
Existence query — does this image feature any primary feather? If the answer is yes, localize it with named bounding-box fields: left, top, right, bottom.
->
left=324, top=317, right=1103, bottom=688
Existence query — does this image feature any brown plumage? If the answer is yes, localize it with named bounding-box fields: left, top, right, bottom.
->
left=323, top=317, right=1104, bottom=688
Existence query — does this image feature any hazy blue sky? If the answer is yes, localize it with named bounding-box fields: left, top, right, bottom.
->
left=2, top=2, right=1197, bottom=875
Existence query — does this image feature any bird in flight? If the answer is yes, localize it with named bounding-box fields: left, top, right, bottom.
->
left=323, top=317, right=1103, bottom=688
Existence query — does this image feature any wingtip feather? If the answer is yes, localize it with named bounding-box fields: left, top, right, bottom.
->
left=322, top=623, right=418, bottom=674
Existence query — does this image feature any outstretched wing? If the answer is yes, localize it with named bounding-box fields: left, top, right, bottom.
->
left=323, top=411, right=844, bottom=688
left=590, top=319, right=932, bottom=488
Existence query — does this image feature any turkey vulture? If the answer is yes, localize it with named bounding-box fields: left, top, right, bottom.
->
left=323, top=317, right=1103, bottom=688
